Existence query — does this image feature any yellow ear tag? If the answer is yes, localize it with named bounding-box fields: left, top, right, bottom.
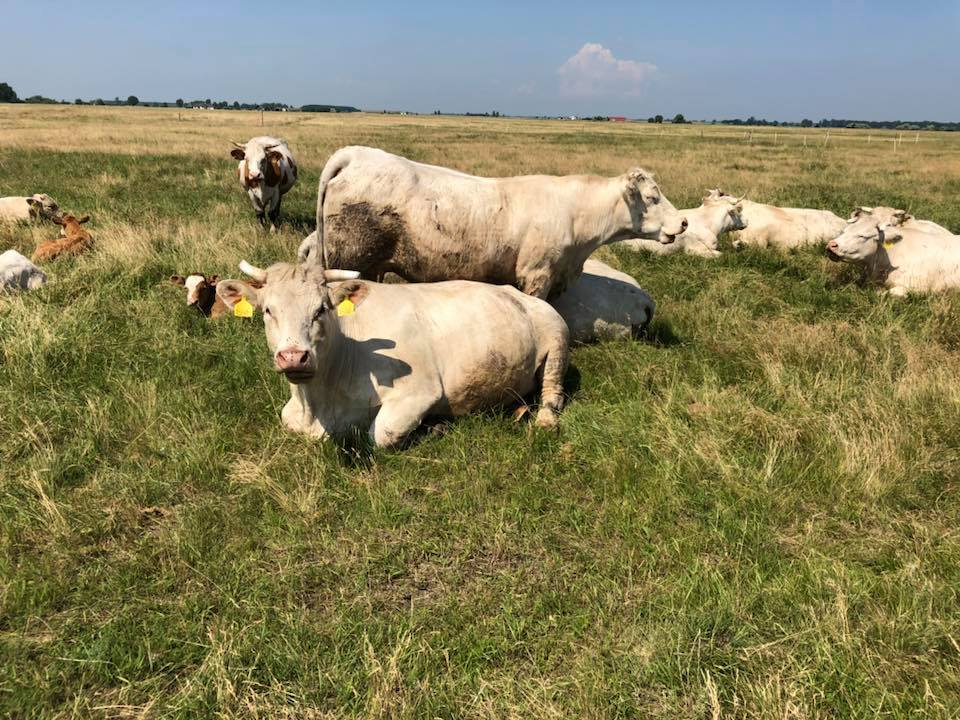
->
left=336, top=298, right=355, bottom=317
left=883, top=241, right=895, bottom=249
left=233, top=297, right=254, bottom=318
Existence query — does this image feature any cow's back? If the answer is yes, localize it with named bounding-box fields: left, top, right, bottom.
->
left=335, top=280, right=566, bottom=414
left=322, top=148, right=511, bottom=282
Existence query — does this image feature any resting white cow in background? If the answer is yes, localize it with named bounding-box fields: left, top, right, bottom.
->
left=230, top=136, right=297, bottom=231
left=711, top=190, right=846, bottom=250
left=0, top=194, right=64, bottom=224
left=826, top=211, right=960, bottom=295
left=619, top=190, right=746, bottom=258
left=216, top=261, right=570, bottom=447
left=0, top=250, right=47, bottom=290
left=297, top=146, right=687, bottom=299
left=550, top=258, right=655, bottom=344
left=849, top=206, right=954, bottom=238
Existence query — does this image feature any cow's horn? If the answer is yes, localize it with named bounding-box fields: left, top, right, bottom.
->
left=239, top=260, right=267, bottom=282
left=323, top=269, right=361, bottom=281
left=231, top=141, right=245, bottom=149
left=263, top=143, right=280, bottom=151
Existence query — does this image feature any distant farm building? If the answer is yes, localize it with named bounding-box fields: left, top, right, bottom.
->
left=608, top=116, right=627, bottom=122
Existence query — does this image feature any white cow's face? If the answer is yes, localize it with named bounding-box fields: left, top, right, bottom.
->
left=231, top=142, right=281, bottom=188
left=826, top=217, right=898, bottom=263
left=217, top=264, right=361, bottom=383
left=624, top=168, right=687, bottom=243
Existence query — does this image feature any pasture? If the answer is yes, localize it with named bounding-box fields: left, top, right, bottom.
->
left=2, top=105, right=960, bottom=718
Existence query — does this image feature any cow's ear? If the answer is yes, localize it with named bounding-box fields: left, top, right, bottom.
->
left=51, top=216, right=65, bottom=226
left=207, top=274, right=220, bottom=285
left=891, top=210, right=912, bottom=226
left=216, top=279, right=261, bottom=309
left=329, top=280, right=369, bottom=312
left=26, top=197, right=40, bottom=208
left=266, top=150, right=283, bottom=163
left=230, top=148, right=245, bottom=161
left=879, top=224, right=903, bottom=246
left=170, top=275, right=186, bottom=286
left=77, top=214, right=91, bottom=224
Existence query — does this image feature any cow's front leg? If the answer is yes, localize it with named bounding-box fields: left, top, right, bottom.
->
left=268, top=198, right=281, bottom=233
left=369, top=394, right=438, bottom=449
left=255, top=210, right=267, bottom=228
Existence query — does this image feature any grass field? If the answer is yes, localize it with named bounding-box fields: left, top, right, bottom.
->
left=2, top=105, right=960, bottom=718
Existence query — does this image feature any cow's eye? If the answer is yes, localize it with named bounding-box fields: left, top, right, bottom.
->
left=312, top=306, right=326, bottom=322
left=263, top=307, right=272, bottom=317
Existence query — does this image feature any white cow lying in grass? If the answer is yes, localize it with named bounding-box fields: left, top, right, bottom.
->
left=827, top=210, right=960, bottom=296
left=550, top=259, right=655, bottom=343
left=0, top=250, right=47, bottom=290
left=0, top=194, right=64, bottom=224
left=216, top=261, right=569, bottom=447
left=713, top=190, right=846, bottom=250
left=619, top=190, right=746, bottom=258
left=849, top=206, right=953, bottom=237
left=297, top=145, right=687, bottom=298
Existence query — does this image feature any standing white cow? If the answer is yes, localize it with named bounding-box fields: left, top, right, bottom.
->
left=826, top=212, right=960, bottom=295
left=297, top=146, right=687, bottom=299
left=550, top=258, right=655, bottom=343
left=216, top=261, right=570, bottom=447
left=0, top=194, right=64, bottom=224
left=619, top=190, right=746, bottom=258
left=712, top=190, right=846, bottom=250
left=230, top=136, right=297, bottom=232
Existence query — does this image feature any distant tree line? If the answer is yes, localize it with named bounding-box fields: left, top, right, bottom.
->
left=0, top=82, right=357, bottom=113
left=646, top=114, right=687, bottom=124
left=712, top=116, right=960, bottom=131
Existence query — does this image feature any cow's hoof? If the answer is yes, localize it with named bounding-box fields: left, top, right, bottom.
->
left=535, top=408, right=558, bottom=430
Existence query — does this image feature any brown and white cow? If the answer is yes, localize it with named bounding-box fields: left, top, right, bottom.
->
left=170, top=272, right=264, bottom=318
left=230, top=136, right=297, bottom=232
left=216, top=260, right=570, bottom=447
left=33, top=214, right=93, bottom=262
left=0, top=194, right=64, bottom=224
left=297, top=146, right=686, bottom=299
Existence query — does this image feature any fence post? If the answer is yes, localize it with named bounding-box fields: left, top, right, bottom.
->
left=824, top=130, right=830, bottom=147
left=803, top=135, right=807, bottom=147
left=868, top=133, right=871, bottom=143
left=915, top=132, right=919, bottom=144
left=260, top=109, right=264, bottom=126
left=774, top=132, right=778, bottom=145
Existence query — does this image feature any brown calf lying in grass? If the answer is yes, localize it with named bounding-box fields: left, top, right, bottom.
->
left=33, top=214, right=93, bottom=262
left=170, top=272, right=263, bottom=318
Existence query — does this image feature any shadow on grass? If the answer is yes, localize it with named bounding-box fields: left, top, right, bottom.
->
left=641, top=319, right=684, bottom=347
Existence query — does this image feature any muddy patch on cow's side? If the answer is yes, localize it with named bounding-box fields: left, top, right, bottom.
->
left=327, top=202, right=409, bottom=278
left=444, top=350, right=533, bottom=415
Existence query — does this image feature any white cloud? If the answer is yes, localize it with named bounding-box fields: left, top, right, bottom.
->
left=557, top=43, right=657, bottom=98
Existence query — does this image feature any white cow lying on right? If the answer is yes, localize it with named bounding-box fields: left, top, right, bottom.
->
left=550, top=258, right=655, bottom=343
left=713, top=190, right=846, bottom=250
left=848, top=206, right=953, bottom=238
left=619, top=190, right=745, bottom=258
left=827, top=210, right=960, bottom=296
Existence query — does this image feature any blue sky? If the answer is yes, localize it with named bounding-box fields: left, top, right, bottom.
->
left=3, top=1, right=958, bottom=120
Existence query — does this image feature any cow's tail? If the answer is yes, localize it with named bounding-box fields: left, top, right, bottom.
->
left=535, top=321, right=570, bottom=429
left=305, top=149, right=353, bottom=268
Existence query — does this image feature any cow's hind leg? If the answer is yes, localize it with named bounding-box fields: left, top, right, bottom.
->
left=369, top=394, right=439, bottom=449
left=536, top=334, right=570, bottom=429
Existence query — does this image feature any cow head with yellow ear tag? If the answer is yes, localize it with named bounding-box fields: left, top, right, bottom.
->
left=216, top=261, right=361, bottom=384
